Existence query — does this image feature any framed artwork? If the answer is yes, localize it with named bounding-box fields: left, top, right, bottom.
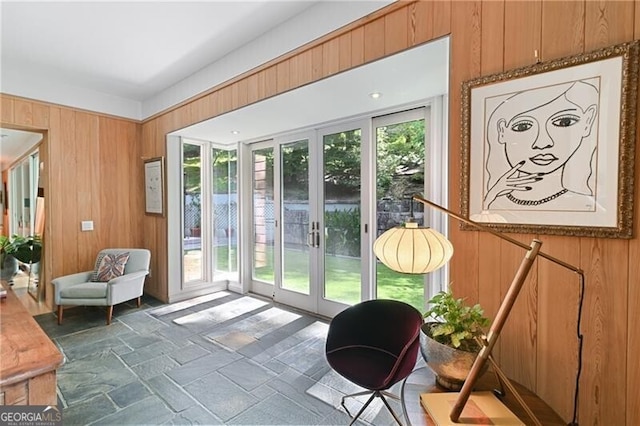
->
left=461, top=41, right=639, bottom=238
left=144, top=157, right=165, bottom=216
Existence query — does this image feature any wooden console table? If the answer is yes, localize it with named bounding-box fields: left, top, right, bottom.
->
left=401, top=367, right=566, bottom=426
left=0, top=282, right=64, bottom=405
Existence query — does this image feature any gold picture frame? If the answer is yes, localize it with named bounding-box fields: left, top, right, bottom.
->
left=461, top=41, right=639, bottom=238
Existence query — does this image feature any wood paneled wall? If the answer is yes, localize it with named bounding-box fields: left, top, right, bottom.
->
left=139, top=2, right=640, bottom=423
left=1, top=1, right=638, bottom=424
left=0, top=96, right=144, bottom=307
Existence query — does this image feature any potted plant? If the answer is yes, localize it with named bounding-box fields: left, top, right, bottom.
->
left=0, top=235, right=19, bottom=281
left=420, top=287, right=490, bottom=390
left=9, top=234, right=43, bottom=266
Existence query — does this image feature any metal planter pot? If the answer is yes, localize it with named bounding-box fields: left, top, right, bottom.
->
left=419, top=322, right=485, bottom=390
left=1, top=254, right=19, bottom=281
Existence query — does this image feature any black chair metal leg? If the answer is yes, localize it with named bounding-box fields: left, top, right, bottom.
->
left=347, top=392, right=377, bottom=426
left=342, top=390, right=404, bottom=426
left=379, top=392, right=403, bottom=426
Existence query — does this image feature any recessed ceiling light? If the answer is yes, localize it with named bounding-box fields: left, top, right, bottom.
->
left=231, top=130, right=240, bottom=135
left=369, top=92, right=382, bottom=99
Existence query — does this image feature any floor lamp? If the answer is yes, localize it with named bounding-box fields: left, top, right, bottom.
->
left=373, top=194, right=584, bottom=425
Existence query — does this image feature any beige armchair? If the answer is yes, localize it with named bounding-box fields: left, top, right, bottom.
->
left=53, top=248, right=151, bottom=325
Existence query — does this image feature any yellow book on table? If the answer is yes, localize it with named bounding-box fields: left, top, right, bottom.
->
left=420, top=391, right=525, bottom=425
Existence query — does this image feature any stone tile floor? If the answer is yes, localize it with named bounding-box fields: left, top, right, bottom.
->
left=35, top=291, right=413, bottom=425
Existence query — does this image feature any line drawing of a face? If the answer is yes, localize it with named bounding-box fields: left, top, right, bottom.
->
left=484, top=79, right=600, bottom=201
left=496, top=86, right=598, bottom=175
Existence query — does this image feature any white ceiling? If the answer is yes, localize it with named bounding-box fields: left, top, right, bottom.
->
left=0, top=1, right=318, bottom=102
left=0, top=1, right=448, bottom=165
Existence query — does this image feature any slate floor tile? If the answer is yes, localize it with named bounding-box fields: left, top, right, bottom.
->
left=164, top=405, right=224, bottom=425
left=92, top=395, right=174, bottom=426
left=57, top=352, right=136, bottom=405
left=166, top=352, right=238, bottom=386
left=218, top=358, right=276, bottom=391
left=35, top=292, right=409, bottom=426
left=227, top=392, right=317, bottom=425
left=184, top=372, right=258, bottom=422
left=61, top=393, right=117, bottom=426
left=145, top=374, right=197, bottom=413
left=169, top=342, right=210, bottom=365
left=108, top=380, right=153, bottom=408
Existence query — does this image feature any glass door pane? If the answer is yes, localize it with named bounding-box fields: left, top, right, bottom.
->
left=281, top=140, right=310, bottom=295
left=252, top=147, right=275, bottom=283
left=183, top=143, right=203, bottom=282
left=323, top=128, right=362, bottom=304
left=212, top=148, right=238, bottom=277
left=375, top=113, right=426, bottom=311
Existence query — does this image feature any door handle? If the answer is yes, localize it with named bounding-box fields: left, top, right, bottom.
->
left=308, top=222, right=316, bottom=248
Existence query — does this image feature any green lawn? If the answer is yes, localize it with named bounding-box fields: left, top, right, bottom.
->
left=254, top=246, right=426, bottom=312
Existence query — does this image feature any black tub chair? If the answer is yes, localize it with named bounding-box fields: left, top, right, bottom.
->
left=325, top=299, right=423, bottom=425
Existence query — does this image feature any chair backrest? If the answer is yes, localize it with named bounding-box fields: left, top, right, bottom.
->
left=97, top=248, right=150, bottom=274
left=327, top=299, right=423, bottom=357
left=326, top=299, right=424, bottom=390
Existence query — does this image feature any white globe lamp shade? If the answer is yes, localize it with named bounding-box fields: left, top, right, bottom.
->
left=373, top=222, right=454, bottom=274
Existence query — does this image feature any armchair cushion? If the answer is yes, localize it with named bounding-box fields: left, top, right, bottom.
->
left=95, top=252, right=130, bottom=282
left=60, top=282, right=107, bottom=299
left=90, top=252, right=108, bottom=282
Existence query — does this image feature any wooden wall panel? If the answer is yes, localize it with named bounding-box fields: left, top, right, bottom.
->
left=384, top=6, right=409, bottom=55
left=363, top=17, right=385, bottom=63
left=581, top=238, right=628, bottom=425
left=322, top=37, right=340, bottom=78
left=585, top=0, right=635, bottom=49
left=637, top=0, right=640, bottom=40
left=140, top=120, right=162, bottom=299
left=432, top=0, right=451, bottom=39
left=350, top=27, right=365, bottom=68
left=477, top=0, right=505, bottom=363
left=447, top=0, right=481, bottom=309
left=408, top=1, right=433, bottom=47
left=75, top=112, right=98, bottom=269
left=276, top=60, right=291, bottom=95
left=59, top=108, right=79, bottom=275
left=498, top=235, right=538, bottom=390
left=264, top=65, right=278, bottom=99
left=296, top=49, right=314, bottom=87
left=13, top=99, right=33, bottom=126
left=1, top=96, right=14, bottom=123
left=541, top=1, right=584, bottom=61
left=246, top=73, right=260, bottom=105
left=537, top=236, right=582, bottom=421
left=32, top=103, right=49, bottom=128
left=46, top=107, right=62, bottom=307
left=0, top=96, right=144, bottom=306
left=504, top=1, right=541, bottom=68
left=337, top=33, right=352, bottom=72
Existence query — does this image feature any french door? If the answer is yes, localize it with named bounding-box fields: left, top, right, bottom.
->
left=250, top=121, right=368, bottom=317
left=247, top=104, right=445, bottom=316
